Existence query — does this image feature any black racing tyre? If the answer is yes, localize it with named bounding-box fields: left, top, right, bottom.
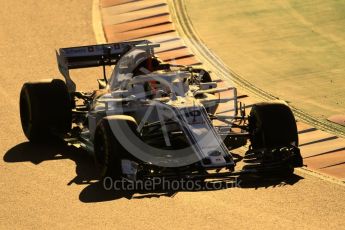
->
left=94, top=115, right=138, bottom=179
left=193, top=68, right=212, bottom=83
left=200, top=70, right=212, bottom=83
left=20, top=79, right=72, bottom=142
left=249, top=101, right=298, bottom=149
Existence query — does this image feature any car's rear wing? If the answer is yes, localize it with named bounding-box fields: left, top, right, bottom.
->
left=56, top=40, right=158, bottom=92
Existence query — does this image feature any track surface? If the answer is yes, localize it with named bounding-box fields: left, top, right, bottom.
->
left=1, top=0, right=345, bottom=229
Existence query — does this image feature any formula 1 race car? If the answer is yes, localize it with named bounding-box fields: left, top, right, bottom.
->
left=19, top=40, right=303, bottom=181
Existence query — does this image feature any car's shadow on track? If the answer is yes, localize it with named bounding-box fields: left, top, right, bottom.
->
left=3, top=141, right=99, bottom=187
left=4, top=142, right=304, bottom=203
left=79, top=173, right=303, bottom=203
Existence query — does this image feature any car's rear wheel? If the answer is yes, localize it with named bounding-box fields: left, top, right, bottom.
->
left=193, top=68, right=212, bottom=83
left=94, top=115, right=138, bottom=179
left=20, top=79, right=72, bottom=142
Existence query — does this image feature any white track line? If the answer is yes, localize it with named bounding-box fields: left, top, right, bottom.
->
left=92, top=0, right=106, bottom=44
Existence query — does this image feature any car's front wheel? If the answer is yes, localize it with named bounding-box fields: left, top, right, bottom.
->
left=247, top=101, right=302, bottom=176
left=94, top=115, right=139, bottom=179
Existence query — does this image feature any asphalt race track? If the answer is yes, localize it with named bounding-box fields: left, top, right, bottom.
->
left=1, top=0, right=345, bottom=229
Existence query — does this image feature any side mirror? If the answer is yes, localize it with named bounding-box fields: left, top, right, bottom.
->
left=97, top=79, right=107, bottom=89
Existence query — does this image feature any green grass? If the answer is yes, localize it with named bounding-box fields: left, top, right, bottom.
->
left=186, top=0, right=345, bottom=119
